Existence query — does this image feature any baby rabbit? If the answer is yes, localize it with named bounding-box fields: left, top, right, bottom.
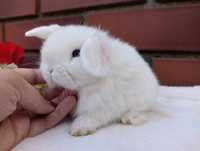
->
left=25, top=25, right=159, bottom=136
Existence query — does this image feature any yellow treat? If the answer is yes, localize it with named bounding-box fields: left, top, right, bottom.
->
left=34, top=84, right=47, bottom=89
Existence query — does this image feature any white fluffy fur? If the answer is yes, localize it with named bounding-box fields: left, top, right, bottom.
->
left=25, top=25, right=159, bottom=136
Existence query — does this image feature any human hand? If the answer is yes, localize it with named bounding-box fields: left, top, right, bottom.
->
left=0, top=68, right=76, bottom=151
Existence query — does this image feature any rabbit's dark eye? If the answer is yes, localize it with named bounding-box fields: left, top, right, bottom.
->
left=72, top=49, right=80, bottom=58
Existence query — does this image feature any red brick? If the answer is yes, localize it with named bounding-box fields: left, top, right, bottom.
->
left=0, top=25, right=3, bottom=42
left=5, top=16, right=83, bottom=50
left=152, top=58, right=200, bottom=86
left=41, top=0, right=143, bottom=13
left=0, top=0, right=36, bottom=19
left=86, top=4, right=200, bottom=51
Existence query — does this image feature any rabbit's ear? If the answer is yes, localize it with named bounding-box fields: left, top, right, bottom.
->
left=25, top=24, right=61, bottom=40
left=80, top=35, right=111, bottom=77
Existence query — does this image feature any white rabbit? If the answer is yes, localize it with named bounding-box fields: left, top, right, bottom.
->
left=25, top=25, right=159, bottom=136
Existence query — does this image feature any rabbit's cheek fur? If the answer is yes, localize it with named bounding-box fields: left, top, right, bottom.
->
left=67, top=62, right=99, bottom=88
left=51, top=65, right=78, bottom=90
left=51, top=64, right=98, bottom=90
left=40, top=63, right=57, bottom=88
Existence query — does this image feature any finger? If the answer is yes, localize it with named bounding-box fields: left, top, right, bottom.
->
left=19, top=82, right=55, bottom=114
left=45, top=96, right=76, bottom=129
left=28, top=96, right=76, bottom=137
left=50, top=90, right=69, bottom=105
left=14, top=68, right=45, bottom=84
left=51, top=89, right=78, bottom=105
left=0, top=93, right=17, bottom=122
left=8, top=112, right=30, bottom=145
left=40, top=87, right=64, bottom=100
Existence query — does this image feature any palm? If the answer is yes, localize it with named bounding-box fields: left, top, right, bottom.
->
left=0, top=113, right=30, bottom=151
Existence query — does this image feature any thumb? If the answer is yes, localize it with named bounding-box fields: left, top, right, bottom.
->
left=19, top=80, right=54, bottom=114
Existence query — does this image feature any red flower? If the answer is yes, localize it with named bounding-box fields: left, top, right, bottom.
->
left=0, top=42, right=24, bottom=64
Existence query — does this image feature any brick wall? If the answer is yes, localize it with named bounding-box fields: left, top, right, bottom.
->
left=0, top=0, right=200, bottom=86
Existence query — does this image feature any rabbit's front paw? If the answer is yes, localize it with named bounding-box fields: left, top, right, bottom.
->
left=70, top=116, right=97, bottom=136
left=120, top=111, right=149, bottom=125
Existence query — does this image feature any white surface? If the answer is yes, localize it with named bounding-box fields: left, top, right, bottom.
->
left=13, top=86, right=200, bottom=151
